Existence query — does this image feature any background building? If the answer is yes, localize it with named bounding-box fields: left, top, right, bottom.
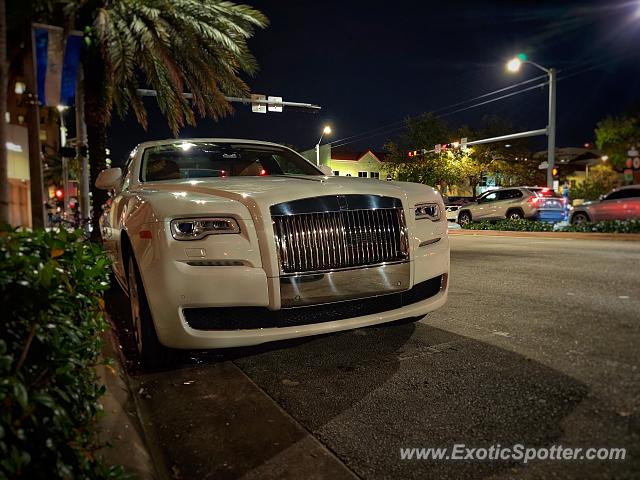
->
left=300, top=145, right=389, bottom=180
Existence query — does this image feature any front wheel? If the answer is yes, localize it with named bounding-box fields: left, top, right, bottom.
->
left=127, top=254, right=169, bottom=369
left=571, top=212, right=590, bottom=225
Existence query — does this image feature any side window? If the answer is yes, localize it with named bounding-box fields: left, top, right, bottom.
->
left=613, top=189, right=640, bottom=199
left=604, top=190, right=625, bottom=201
left=480, top=192, right=498, bottom=203
left=497, top=190, right=513, bottom=201
left=370, top=172, right=380, bottom=179
left=358, top=171, right=367, bottom=178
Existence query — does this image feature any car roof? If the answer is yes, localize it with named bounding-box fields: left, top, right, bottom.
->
left=614, top=184, right=640, bottom=191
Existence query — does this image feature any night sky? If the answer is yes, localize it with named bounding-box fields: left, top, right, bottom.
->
left=107, top=0, right=640, bottom=165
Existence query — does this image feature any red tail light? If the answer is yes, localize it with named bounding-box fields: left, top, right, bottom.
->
left=259, top=169, right=267, bottom=176
left=528, top=196, right=540, bottom=206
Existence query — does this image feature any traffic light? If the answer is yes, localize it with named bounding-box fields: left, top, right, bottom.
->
left=552, top=167, right=559, bottom=177
left=55, top=188, right=64, bottom=200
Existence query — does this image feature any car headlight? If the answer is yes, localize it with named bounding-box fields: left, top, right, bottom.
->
left=170, top=217, right=240, bottom=240
left=415, top=203, right=443, bottom=221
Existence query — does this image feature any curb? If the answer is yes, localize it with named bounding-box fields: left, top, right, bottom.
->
left=97, top=319, right=169, bottom=480
left=449, top=229, right=640, bottom=241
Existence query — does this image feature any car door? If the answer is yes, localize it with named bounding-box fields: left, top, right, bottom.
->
left=592, top=190, right=626, bottom=221
left=473, top=191, right=499, bottom=220
left=620, top=188, right=640, bottom=219
left=492, top=189, right=518, bottom=218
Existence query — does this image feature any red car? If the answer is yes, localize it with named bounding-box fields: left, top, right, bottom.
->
left=570, top=185, right=640, bottom=224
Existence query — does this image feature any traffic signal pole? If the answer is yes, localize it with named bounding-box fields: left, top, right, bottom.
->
left=546, top=68, right=557, bottom=189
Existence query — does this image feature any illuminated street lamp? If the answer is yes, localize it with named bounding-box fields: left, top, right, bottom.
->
left=507, top=53, right=557, bottom=188
left=315, top=125, right=332, bottom=166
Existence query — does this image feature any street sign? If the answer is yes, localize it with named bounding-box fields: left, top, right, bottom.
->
left=251, top=94, right=266, bottom=113
left=624, top=169, right=634, bottom=182
left=267, top=96, right=282, bottom=112
left=553, top=180, right=559, bottom=191
left=633, top=157, right=640, bottom=170
left=434, top=144, right=441, bottom=154
left=461, top=137, right=468, bottom=150
left=628, top=147, right=639, bottom=158
left=538, top=161, right=548, bottom=170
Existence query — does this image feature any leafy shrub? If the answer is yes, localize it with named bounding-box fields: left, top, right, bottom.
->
left=461, top=218, right=640, bottom=233
left=562, top=219, right=640, bottom=234
left=462, top=219, right=555, bottom=231
left=0, top=227, right=124, bottom=479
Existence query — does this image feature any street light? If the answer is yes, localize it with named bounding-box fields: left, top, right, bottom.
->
left=315, top=125, right=332, bottom=166
left=506, top=53, right=557, bottom=189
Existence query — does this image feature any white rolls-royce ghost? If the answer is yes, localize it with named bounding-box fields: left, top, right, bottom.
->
left=96, top=139, right=449, bottom=367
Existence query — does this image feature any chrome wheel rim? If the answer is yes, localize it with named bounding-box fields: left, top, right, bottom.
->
left=128, top=257, right=143, bottom=355
left=509, top=213, right=521, bottom=220
left=574, top=214, right=586, bottom=224
left=459, top=215, right=469, bottom=226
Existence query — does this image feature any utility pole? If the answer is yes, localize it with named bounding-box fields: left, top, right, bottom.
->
left=546, top=68, right=557, bottom=189
left=24, top=26, right=45, bottom=229
left=76, top=66, right=89, bottom=223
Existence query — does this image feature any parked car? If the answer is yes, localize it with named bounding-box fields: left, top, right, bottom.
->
left=570, top=185, right=640, bottom=224
left=457, top=187, right=565, bottom=225
left=96, top=139, right=450, bottom=367
left=443, top=196, right=473, bottom=222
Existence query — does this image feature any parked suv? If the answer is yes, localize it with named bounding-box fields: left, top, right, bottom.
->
left=570, top=185, right=640, bottom=224
left=457, top=187, right=565, bottom=225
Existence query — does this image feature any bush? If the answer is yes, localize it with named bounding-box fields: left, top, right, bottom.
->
left=462, top=219, right=555, bottom=231
left=0, top=227, right=125, bottom=479
left=461, top=218, right=640, bottom=234
left=562, top=219, right=640, bottom=234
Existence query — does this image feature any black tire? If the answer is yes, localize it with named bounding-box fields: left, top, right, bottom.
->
left=127, top=253, right=169, bottom=369
left=506, top=209, right=524, bottom=220
left=571, top=212, right=590, bottom=225
left=458, top=211, right=472, bottom=226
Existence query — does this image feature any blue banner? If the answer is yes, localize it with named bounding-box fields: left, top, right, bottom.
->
left=32, top=24, right=83, bottom=107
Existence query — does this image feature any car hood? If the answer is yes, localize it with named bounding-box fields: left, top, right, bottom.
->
left=133, top=175, right=442, bottom=220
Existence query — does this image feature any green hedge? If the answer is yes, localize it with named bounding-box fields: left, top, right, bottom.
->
left=462, top=219, right=555, bottom=231
left=0, top=227, right=125, bottom=479
left=461, top=218, right=640, bottom=233
left=562, top=219, right=640, bottom=234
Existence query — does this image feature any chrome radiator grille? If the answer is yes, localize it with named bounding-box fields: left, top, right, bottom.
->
left=271, top=196, right=409, bottom=274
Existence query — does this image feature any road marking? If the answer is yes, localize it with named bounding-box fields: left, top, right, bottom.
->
left=618, top=296, right=630, bottom=299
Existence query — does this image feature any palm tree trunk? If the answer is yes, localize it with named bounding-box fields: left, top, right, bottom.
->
left=0, top=0, right=9, bottom=225
left=81, top=50, right=109, bottom=242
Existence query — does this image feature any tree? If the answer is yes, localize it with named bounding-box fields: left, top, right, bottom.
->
left=383, top=113, right=455, bottom=189
left=0, top=0, right=8, bottom=224
left=570, top=163, right=620, bottom=202
left=60, top=0, right=267, bottom=239
left=595, top=114, right=640, bottom=169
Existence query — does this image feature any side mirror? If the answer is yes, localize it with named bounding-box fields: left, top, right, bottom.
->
left=95, top=167, right=122, bottom=191
left=319, top=165, right=333, bottom=176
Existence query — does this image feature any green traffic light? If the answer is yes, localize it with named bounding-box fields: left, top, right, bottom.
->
left=517, top=53, right=528, bottom=62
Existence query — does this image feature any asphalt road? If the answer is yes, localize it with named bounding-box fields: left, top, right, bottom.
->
left=111, top=235, right=640, bottom=480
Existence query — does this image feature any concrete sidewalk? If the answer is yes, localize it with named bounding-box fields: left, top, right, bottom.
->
left=96, top=328, right=164, bottom=479
left=450, top=229, right=640, bottom=241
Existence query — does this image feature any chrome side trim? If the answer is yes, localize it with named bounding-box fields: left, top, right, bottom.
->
left=280, top=261, right=410, bottom=307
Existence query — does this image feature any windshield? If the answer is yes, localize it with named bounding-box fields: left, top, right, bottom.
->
left=140, top=142, right=321, bottom=181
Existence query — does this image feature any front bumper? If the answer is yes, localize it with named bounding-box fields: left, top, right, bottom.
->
left=134, top=219, right=450, bottom=349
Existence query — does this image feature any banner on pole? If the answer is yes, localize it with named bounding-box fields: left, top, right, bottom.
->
left=32, top=24, right=83, bottom=107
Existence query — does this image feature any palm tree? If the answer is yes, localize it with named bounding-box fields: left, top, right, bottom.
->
left=64, top=0, right=267, bottom=238
left=0, top=0, right=9, bottom=225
